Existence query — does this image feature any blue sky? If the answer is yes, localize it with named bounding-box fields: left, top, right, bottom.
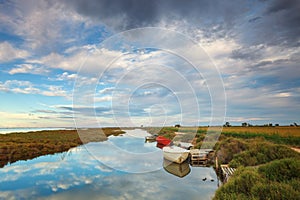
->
left=0, top=0, right=299, bottom=127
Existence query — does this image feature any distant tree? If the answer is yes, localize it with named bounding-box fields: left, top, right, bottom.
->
left=175, top=124, right=181, bottom=128
left=269, top=123, right=273, bottom=127
left=224, top=122, right=231, bottom=127
left=275, top=124, right=279, bottom=127
left=294, top=122, right=298, bottom=127
left=242, top=122, right=248, bottom=127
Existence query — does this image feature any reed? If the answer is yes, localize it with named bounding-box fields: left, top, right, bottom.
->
left=0, top=128, right=125, bottom=168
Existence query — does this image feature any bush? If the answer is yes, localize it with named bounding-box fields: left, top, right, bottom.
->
left=214, top=164, right=300, bottom=200
left=252, top=181, right=300, bottom=200
left=258, top=158, right=300, bottom=182
left=215, top=138, right=247, bottom=164
left=213, top=167, right=262, bottom=200
left=229, top=142, right=300, bottom=167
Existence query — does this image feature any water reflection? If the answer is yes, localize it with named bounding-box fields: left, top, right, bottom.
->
left=86, top=129, right=163, bottom=173
left=163, top=159, right=190, bottom=178
left=0, top=129, right=218, bottom=200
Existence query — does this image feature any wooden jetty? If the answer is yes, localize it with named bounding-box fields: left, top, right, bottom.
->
left=220, top=164, right=236, bottom=182
left=189, top=149, right=213, bottom=165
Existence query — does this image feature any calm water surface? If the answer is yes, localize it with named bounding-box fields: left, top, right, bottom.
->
left=0, top=129, right=219, bottom=200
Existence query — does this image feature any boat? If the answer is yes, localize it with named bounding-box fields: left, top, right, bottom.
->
left=162, top=145, right=190, bottom=164
left=156, top=142, right=165, bottom=149
left=145, top=134, right=158, bottom=141
left=156, top=136, right=171, bottom=146
left=173, top=141, right=193, bottom=149
left=163, top=159, right=190, bottom=178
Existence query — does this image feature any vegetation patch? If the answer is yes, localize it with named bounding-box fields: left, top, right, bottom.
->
left=214, top=159, right=300, bottom=200
left=228, top=141, right=300, bottom=167
left=0, top=128, right=125, bottom=168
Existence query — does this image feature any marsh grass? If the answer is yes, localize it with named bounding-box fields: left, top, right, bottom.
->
left=143, top=126, right=300, bottom=199
left=0, top=128, right=125, bottom=168
left=214, top=159, right=300, bottom=200
left=144, top=126, right=300, bottom=148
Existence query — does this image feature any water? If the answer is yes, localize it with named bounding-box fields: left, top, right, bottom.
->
left=0, top=127, right=74, bottom=134
left=0, top=129, right=219, bottom=200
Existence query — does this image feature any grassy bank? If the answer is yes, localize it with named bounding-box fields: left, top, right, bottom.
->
left=144, top=126, right=300, bottom=147
left=0, top=128, right=125, bottom=168
left=213, top=134, right=300, bottom=199
left=215, top=137, right=300, bottom=167
left=144, top=126, right=300, bottom=199
left=213, top=158, right=300, bottom=200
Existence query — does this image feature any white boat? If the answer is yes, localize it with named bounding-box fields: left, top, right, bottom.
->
left=162, top=146, right=190, bottom=164
left=173, top=141, right=193, bottom=149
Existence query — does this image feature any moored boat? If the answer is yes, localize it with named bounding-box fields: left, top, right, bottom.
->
left=156, top=136, right=171, bottom=146
left=156, top=142, right=165, bottom=149
left=173, top=141, right=193, bottom=149
left=162, top=146, right=190, bottom=164
left=145, top=134, right=158, bottom=141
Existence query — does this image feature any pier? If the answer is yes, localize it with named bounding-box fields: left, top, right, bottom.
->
left=189, top=149, right=213, bottom=166
left=220, top=164, right=236, bottom=182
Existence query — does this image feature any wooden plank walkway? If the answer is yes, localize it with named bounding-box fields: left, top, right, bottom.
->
left=189, top=149, right=214, bottom=166
left=190, top=149, right=208, bottom=161
left=220, top=164, right=236, bottom=182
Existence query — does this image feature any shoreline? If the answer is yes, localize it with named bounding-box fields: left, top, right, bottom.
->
left=0, top=127, right=75, bottom=134
left=0, top=128, right=125, bottom=168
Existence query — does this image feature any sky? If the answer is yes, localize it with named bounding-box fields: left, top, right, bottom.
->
left=0, top=0, right=299, bottom=128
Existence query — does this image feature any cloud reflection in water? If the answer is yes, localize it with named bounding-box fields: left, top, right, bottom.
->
left=0, top=129, right=218, bottom=200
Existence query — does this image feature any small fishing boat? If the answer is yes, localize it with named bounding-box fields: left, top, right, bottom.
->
left=173, top=141, right=193, bottom=149
left=156, top=136, right=171, bottom=146
left=163, top=159, right=190, bottom=178
left=145, top=134, right=158, bottom=141
left=162, top=145, right=190, bottom=164
left=156, top=142, right=165, bottom=149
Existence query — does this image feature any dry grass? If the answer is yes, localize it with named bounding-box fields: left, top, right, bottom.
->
left=220, top=126, right=300, bottom=137
left=150, top=126, right=300, bottom=138
left=0, top=128, right=125, bottom=168
left=144, top=126, right=300, bottom=147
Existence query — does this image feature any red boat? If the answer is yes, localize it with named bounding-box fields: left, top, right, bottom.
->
left=156, top=136, right=171, bottom=146
left=156, top=142, right=166, bottom=149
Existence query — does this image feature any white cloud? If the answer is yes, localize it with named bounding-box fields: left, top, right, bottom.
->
left=275, top=92, right=292, bottom=98
left=28, top=47, right=122, bottom=73
left=0, top=80, right=68, bottom=97
left=0, top=42, right=29, bottom=62
left=8, top=64, right=49, bottom=75
left=52, top=72, right=98, bottom=88
left=94, top=96, right=112, bottom=103
left=0, top=0, right=91, bottom=52
left=55, top=72, right=78, bottom=81
left=0, top=80, right=37, bottom=94
left=41, top=85, right=68, bottom=97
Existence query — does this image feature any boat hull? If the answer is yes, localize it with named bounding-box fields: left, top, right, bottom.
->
left=156, top=136, right=171, bottom=146
left=145, top=136, right=156, bottom=141
left=162, top=146, right=189, bottom=164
